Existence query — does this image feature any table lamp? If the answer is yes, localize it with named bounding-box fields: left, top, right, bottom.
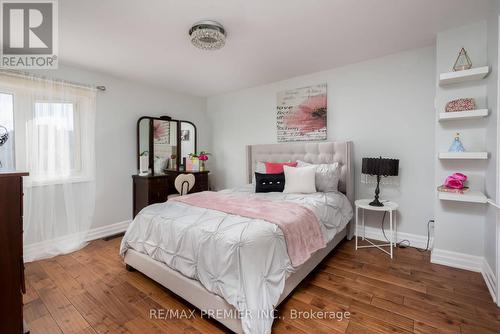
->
left=362, top=157, right=399, bottom=207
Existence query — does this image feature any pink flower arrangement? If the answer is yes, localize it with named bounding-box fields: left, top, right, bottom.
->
left=189, top=151, right=211, bottom=161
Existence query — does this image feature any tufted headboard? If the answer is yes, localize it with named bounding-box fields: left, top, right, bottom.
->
left=246, top=141, right=354, bottom=204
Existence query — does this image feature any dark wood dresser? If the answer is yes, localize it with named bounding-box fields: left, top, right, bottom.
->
left=0, top=172, right=29, bottom=334
left=132, top=170, right=209, bottom=217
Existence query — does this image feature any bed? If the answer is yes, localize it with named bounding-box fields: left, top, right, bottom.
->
left=121, top=141, right=354, bottom=334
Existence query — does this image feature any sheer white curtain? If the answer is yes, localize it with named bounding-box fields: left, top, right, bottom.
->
left=0, top=72, right=96, bottom=261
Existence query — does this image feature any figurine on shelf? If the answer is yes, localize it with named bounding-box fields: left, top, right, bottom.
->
left=449, top=133, right=465, bottom=152
left=453, top=47, right=472, bottom=71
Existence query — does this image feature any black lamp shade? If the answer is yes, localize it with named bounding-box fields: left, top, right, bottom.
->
left=362, top=157, right=399, bottom=207
left=362, top=157, right=399, bottom=177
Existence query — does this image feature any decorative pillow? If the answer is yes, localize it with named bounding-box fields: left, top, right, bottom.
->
left=297, top=160, right=340, bottom=192
left=283, top=165, right=317, bottom=194
left=255, top=172, right=285, bottom=193
left=265, top=161, right=297, bottom=174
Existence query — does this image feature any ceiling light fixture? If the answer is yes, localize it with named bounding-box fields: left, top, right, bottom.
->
left=189, top=20, right=226, bottom=50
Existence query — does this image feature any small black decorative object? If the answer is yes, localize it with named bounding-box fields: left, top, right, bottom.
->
left=0, top=125, right=8, bottom=169
left=0, top=125, right=8, bottom=146
left=255, top=172, right=285, bottom=193
left=362, top=157, right=399, bottom=207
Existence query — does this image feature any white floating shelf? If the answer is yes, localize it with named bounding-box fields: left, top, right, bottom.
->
left=439, top=109, right=489, bottom=121
left=438, top=191, right=487, bottom=204
left=439, top=152, right=488, bottom=160
left=439, top=66, right=490, bottom=86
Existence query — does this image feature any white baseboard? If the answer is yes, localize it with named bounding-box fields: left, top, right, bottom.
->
left=482, top=259, right=497, bottom=304
left=24, top=220, right=131, bottom=262
left=430, top=248, right=483, bottom=272
left=84, top=220, right=131, bottom=241
left=359, top=225, right=431, bottom=250
left=431, top=248, right=497, bottom=304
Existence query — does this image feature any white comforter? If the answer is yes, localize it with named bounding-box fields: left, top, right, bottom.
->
left=120, top=185, right=353, bottom=334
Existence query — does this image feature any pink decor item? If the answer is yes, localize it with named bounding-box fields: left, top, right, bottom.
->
left=283, top=94, right=327, bottom=134
left=450, top=172, right=467, bottom=182
left=153, top=120, right=168, bottom=140
left=444, top=172, right=468, bottom=189
left=170, top=191, right=326, bottom=267
left=445, top=98, right=476, bottom=113
left=265, top=161, right=297, bottom=174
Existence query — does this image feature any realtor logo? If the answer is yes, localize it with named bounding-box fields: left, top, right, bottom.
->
left=0, top=0, right=58, bottom=68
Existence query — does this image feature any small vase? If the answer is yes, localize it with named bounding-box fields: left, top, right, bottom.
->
left=139, top=155, right=149, bottom=175
left=200, top=161, right=206, bottom=172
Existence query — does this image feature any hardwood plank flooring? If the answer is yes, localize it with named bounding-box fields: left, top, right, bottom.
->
left=24, top=238, right=500, bottom=334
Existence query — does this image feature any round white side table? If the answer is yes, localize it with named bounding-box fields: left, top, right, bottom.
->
left=354, top=199, right=399, bottom=259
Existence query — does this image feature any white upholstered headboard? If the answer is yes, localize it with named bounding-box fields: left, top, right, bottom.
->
left=246, top=141, right=354, bottom=204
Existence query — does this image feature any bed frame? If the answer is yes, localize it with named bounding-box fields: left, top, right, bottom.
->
left=124, top=141, right=354, bottom=333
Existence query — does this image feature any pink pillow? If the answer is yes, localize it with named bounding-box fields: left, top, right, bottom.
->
left=265, top=162, right=297, bottom=174
left=444, top=173, right=468, bottom=189
left=444, top=177, right=464, bottom=189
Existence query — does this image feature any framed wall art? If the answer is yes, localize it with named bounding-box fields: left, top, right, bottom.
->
left=276, top=83, right=327, bottom=142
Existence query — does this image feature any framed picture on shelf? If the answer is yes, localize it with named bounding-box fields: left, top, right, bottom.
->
left=181, top=129, right=190, bottom=141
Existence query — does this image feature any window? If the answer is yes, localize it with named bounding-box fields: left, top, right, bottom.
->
left=32, top=101, right=81, bottom=176
left=0, top=73, right=96, bottom=185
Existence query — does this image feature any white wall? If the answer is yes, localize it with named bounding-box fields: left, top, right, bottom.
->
left=434, top=22, right=488, bottom=257
left=207, top=47, right=436, bottom=237
left=29, top=64, right=209, bottom=231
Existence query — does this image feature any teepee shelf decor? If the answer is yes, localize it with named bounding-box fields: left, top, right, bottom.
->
left=453, top=47, right=472, bottom=71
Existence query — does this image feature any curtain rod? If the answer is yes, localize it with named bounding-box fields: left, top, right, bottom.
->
left=0, top=69, right=106, bottom=92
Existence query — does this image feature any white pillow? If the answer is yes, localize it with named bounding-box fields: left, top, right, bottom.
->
left=296, top=160, right=340, bottom=192
left=283, top=165, right=317, bottom=194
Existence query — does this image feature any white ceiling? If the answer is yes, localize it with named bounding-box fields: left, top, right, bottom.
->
left=60, top=0, right=491, bottom=97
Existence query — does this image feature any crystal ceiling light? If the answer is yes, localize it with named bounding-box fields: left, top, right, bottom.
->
left=189, top=20, right=226, bottom=50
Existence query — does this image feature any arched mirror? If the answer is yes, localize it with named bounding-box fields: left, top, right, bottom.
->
left=137, top=116, right=179, bottom=174
left=137, top=116, right=197, bottom=174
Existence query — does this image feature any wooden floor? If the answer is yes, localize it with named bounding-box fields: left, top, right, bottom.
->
left=24, top=237, right=500, bottom=334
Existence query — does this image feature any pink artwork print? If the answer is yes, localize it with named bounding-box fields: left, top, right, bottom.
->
left=153, top=120, right=170, bottom=144
left=277, top=83, right=327, bottom=142
left=284, top=94, right=327, bottom=133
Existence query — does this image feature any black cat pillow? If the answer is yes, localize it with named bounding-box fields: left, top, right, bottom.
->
left=255, top=172, right=285, bottom=193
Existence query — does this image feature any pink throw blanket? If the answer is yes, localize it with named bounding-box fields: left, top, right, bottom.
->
left=170, top=191, right=326, bottom=267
